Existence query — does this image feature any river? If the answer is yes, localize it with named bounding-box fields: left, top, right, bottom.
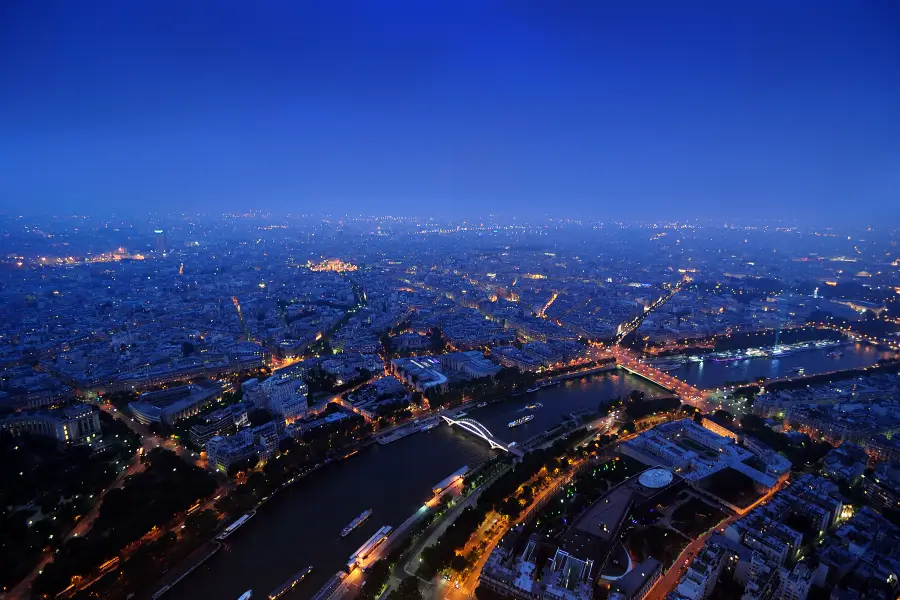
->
left=667, top=342, right=896, bottom=390
left=167, top=371, right=664, bottom=600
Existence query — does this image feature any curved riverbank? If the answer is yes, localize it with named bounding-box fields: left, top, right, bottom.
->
left=166, top=371, right=661, bottom=600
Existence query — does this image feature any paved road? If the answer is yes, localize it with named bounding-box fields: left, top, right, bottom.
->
left=440, top=457, right=589, bottom=600
left=99, top=402, right=205, bottom=467
left=612, top=347, right=705, bottom=404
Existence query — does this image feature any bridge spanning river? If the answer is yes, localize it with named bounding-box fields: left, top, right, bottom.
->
left=441, top=415, right=523, bottom=456
left=612, top=347, right=705, bottom=403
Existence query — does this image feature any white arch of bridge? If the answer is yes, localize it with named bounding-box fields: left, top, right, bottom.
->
left=442, top=415, right=509, bottom=451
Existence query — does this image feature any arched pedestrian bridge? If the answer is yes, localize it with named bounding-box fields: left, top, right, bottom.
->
left=442, top=415, right=521, bottom=455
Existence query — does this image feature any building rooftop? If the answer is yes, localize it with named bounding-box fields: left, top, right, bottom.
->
left=639, top=468, right=674, bottom=489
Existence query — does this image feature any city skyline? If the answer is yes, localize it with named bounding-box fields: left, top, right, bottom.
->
left=4, top=3, right=900, bottom=600
left=1, top=215, right=900, bottom=600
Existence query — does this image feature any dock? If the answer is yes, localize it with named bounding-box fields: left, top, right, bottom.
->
left=151, top=541, right=221, bottom=599
left=310, top=572, right=346, bottom=600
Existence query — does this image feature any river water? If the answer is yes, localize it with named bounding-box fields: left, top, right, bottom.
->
left=165, top=344, right=897, bottom=599
left=168, top=371, right=664, bottom=600
left=668, top=342, right=896, bottom=390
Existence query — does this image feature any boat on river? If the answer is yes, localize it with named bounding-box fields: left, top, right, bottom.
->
left=269, top=566, right=313, bottom=599
left=432, top=466, right=470, bottom=495
left=217, top=511, right=256, bottom=541
left=508, top=415, right=535, bottom=428
left=341, top=509, right=372, bottom=537
left=711, top=353, right=744, bottom=363
left=346, top=526, right=393, bottom=572
left=652, top=360, right=683, bottom=371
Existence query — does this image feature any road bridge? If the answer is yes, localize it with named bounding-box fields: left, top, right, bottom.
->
left=612, top=348, right=705, bottom=405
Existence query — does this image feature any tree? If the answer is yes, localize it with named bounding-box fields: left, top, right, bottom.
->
left=418, top=546, right=444, bottom=578
left=389, top=576, right=424, bottom=600
left=692, top=411, right=704, bottom=424
left=628, top=390, right=646, bottom=403
left=499, top=497, right=523, bottom=518
left=246, top=472, right=272, bottom=498
left=436, top=495, right=453, bottom=512
left=32, top=448, right=217, bottom=596
left=227, top=454, right=259, bottom=477
left=731, top=385, right=759, bottom=401
left=713, top=409, right=734, bottom=424
left=449, top=554, right=469, bottom=572
left=428, top=328, right=446, bottom=353
left=740, top=414, right=766, bottom=431
left=625, top=396, right=679, bottom=419
left=184, top=509, right=219, bottom=538
left=359, top=560, right=392, bottom=600
left=149, top=531, right=177, bottom=559
left=305, top=367, right=338, bottom=393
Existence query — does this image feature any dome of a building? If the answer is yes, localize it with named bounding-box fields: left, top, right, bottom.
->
left=638, top=468, right=673, bottom=489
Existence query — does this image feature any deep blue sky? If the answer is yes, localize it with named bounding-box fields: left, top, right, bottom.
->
left=1, top=1, right=898, bottom=222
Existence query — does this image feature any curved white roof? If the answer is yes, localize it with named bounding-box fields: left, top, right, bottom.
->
left=639, top=468, right=673, bottom=489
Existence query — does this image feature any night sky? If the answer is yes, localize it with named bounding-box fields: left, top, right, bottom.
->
left=1, top=1, right=898, bottom=221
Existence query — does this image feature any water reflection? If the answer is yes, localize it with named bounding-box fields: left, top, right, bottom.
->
left=673, top=343, right=895, bottom=389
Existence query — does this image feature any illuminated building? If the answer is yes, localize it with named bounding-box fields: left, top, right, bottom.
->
left=243, top=376, right=309, bottom=423
left=189, top=404, right=248, bottom=448
left=155, top=229, right=168, bottom=253
left=861, top=461, right=900, bottom=512
left=252, top=421, right=282, bottom=460
left=128, top=380, right=223, bottom=425
left=866, top=434, right=900, bottom=463
left=481, top=468, right=682, bottom=600
left=670, top=543, right=732, bottom=600
left=700, top=416, right=741, bottom=442
left=621, top=420, right=789, bottom=498
left=261, top=377, right=308, bottom=422
left=207, top=430, right=256, bottom=473
left=0, top=403, right=101, bottom=446
left=390, top=356, right=448, bottom=392
left=307, top=258, right=358, bottom=272
left=822, top=443, right=867, bottom=484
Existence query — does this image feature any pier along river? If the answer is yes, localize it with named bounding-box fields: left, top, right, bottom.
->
left=666, top=342, right=896, bottom=390
left=167, top=371, right=665, bottom=600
